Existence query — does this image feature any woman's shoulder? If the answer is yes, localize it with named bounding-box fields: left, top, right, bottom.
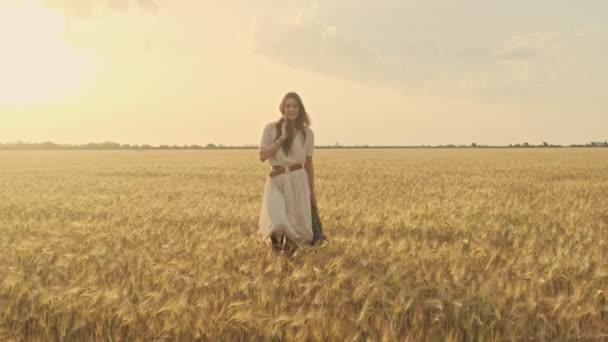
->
left=264, top=121, right=278, bottom=132
left=304, top=126, right=314, bottom=136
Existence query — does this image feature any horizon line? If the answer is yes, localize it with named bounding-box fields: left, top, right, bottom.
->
left=2, top=140, right=608, bottom=150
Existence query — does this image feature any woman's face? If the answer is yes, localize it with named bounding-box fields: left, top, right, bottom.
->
left=283, top=97, right=300, bottom=121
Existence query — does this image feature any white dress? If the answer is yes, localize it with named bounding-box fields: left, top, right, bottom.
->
left=258, top=122, right=315, bottom=244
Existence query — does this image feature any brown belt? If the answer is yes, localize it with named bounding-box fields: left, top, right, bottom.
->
left=269, top=164, right=304, bottom=177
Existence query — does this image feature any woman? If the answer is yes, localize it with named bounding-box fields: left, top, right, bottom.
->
left=258, top=92, right=319, bottom=256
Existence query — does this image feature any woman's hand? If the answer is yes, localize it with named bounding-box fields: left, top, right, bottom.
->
left=279, top=118, right=288, bottom=140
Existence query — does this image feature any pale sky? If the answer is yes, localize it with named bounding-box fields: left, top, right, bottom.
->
left=1, top=0, right=607, bottom=146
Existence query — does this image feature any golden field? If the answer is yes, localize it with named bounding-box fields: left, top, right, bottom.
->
left=1, top=149, right=607, bottom=341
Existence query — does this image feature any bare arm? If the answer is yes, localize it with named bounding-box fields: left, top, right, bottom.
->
left=259, top=137, right=285, bottom=162
left=260, top=121, right=287, bottom=162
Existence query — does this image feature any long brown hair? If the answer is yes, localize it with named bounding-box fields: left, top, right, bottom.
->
left=274, top=92, right=311, bottom=155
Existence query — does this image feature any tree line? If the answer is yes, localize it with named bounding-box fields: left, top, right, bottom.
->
left=1, top=140, right=607, bottom=150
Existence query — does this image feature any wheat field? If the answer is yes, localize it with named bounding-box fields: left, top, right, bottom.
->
left=1, top=149, right=607, bottom=341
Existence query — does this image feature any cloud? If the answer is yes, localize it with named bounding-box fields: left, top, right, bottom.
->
left=40, top=0, right=159, bottom=50
left=42, top=0, right=158, bottom=18
left=251, top=1, right=428, bottom=93
left=490, top=29, right=603, bottom=62
left=246, top=0, right=607, bottom=100
left=134, top=0, right=158, bottom=14
left=454, top=28, right=607, bottom=99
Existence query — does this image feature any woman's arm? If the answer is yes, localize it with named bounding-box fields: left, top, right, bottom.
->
left=304, top=156, right=317, bottom=207
left=259, top=137, right=284, bottom=162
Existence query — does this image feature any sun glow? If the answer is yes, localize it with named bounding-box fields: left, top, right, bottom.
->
left=0, top=0, right=97, bottom=106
